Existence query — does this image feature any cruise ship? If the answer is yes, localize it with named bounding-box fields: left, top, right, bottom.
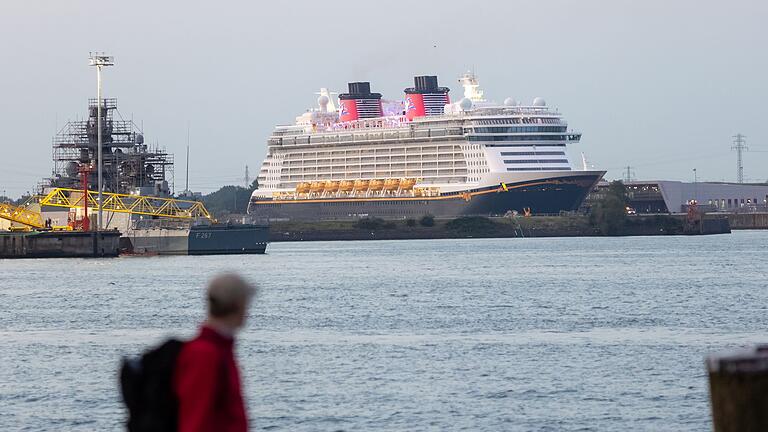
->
left=249, top=73, right=605, bottom=221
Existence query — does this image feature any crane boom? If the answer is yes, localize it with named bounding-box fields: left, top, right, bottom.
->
left=38, top=188, right=212, bottom=220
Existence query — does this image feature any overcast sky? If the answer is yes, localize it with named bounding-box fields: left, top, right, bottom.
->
left=1, top=0, right=766, bottom=197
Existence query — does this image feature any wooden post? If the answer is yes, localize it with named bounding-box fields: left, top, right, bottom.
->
left=707, top=345, right=768, bottom=431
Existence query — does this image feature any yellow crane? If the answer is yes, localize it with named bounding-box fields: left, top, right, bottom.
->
left=0, top=202, right=45, bottom=229
left=39, top=188, right=212, bottom=219
left=1, top=188, right=212, bottom=230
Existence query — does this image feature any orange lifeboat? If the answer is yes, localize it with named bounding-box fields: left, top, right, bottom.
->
left=324, top=180, right=339, bottom=193
left=399, top=178, right=416, bottom=190
left=339, top=180, right=354, bottom=192
left=383, top=178, right=400, bottom=191
left=369, top=179, right=384, bottom=191
left=353, top=179, right=370, bottom=191
left=309, top=181, right=325, bottom=193
left=295, top=182, right=310, bottom=194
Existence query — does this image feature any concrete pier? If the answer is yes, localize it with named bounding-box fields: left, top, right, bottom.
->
left=0, top=230, right=120, bottom=258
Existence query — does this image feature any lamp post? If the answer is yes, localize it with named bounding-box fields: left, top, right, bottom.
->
left=89, top=53, right=114, bottom=231
left=693, top=168, right=698, bottom=207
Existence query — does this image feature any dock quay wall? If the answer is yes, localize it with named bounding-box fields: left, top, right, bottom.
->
left=0, top=231, right=121, bottom=258
left=268, top=214, right=730, bottom=242
left=726, top=212, right=768, bottom=229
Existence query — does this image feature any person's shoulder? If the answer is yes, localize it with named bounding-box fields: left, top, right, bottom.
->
left=178, top=335, right=221, bottom=365
left=184, top=336, right=219, bottom=354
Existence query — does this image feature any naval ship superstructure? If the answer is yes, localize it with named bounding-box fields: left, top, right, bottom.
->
left=41, top=98, right=268, bottom=254
left=249, top=73, right=605, bottom=221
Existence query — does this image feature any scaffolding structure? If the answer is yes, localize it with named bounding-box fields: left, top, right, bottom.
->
left=49, top=98, right=174, bottom=195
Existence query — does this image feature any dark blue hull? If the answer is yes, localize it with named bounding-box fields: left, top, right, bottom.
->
left=125, top=223, right=269, bottom=255
left=187, top=224, right=269, bottom=255
left=249, top=174, right=602, bottom=221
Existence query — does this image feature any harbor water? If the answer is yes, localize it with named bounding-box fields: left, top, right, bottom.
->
left=1, top=232, right=767, bottom=431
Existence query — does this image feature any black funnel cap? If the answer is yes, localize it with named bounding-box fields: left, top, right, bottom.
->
left=348, top=82, right=370, bottom=94
left=405, top=75, right=450, bottom=94
left=339, top=81, right=382, bottom=100
left=414, top=76, right=439, bottom=91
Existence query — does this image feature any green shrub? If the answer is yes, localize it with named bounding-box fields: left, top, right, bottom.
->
left=354, top=217, right=394, bottom=230
left=445, top=216, right=497, bottom=234
left=419, top=215, right=435, bottom=227
left=405, top=218, right=417, bottom=227
left=589, top=180, right=629, bottom=235
left=202, top=180, right=259, bottom=217
left=653, top=215, right=683, bottom=233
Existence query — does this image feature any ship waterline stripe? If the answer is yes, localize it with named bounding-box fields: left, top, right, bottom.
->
left=506, top=167, right=572, bottom=171
left=503, top=159, right=570, bottom=164
left=251, top=180, right=562, bottom=205
left=500, top=151, right=565, bottom=156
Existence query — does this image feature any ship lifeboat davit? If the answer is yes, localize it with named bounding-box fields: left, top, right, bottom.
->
left=399, top=178, right=416, bottom=190
left=324, top=180, right=339, bottom=193
left=295, top=182, right=310, bottom=194
left=310, top=181, right=325, bottom=193
left=383, top=178, right=400, bottom=191
left=339, top=180, right=354, bottom=192
left=353, top=179, right=370, bottom=191
left=369, top=179, right=384, bottom=191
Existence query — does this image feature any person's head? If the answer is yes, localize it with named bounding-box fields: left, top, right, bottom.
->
left=206, top=273, right=256, bottom=332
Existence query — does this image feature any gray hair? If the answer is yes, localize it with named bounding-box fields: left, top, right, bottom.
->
left=206, top=273, right=257, bottom=318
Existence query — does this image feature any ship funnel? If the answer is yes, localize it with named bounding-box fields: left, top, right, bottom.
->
left=404, top=75, right=450, bottom=120
left=338, top=81, right=383, bottom=122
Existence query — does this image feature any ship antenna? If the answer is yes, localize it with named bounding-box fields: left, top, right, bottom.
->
left=581, top=152, right=588, bottom=171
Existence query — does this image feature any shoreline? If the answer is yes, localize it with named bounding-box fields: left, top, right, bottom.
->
left=268, top=214, right=731, bottom=242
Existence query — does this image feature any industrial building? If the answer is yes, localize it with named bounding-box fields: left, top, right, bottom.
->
left=590, top=180, right=768, bottom=214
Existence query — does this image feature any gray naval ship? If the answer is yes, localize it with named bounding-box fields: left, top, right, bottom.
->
left=44, top=96, right=269, bottom=255
left=122, top=219, right=269, bottom=255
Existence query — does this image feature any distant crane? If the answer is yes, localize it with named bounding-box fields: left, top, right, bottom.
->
left=732, top=133, right=748, bottom=183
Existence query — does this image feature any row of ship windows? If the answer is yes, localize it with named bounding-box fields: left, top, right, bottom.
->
left=286, top=159, right=467, bottom=172
left=283, top=146, right=463, bottom=159
left=273, top=128, right=464, bottom=145
left=503, top=159, right=569, bottom=164
left=283, top=173, right=469, bottom=180
left=486, top=143, right=566, bottom=148
left=284, top=162, right=467, bottom=170
left=283, top=154, right=467, bottom=165
left=258, top=201, right=433, bottom=209
left=500, top=151, right=565, bottom=156
left=473, top=118, right=561, bottom=125
left=468, top=135, right=566, bottom=142
left=506, top=167, right=572, bottom=171
left=282, top=168, right=471, bottom=175
left=467, top=126, right=567, bottom=133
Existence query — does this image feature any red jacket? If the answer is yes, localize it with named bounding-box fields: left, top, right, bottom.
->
left=173, top=325, right=248, bottom=432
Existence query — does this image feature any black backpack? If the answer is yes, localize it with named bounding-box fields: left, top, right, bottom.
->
left=120, top=339, right=184, bottom=432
